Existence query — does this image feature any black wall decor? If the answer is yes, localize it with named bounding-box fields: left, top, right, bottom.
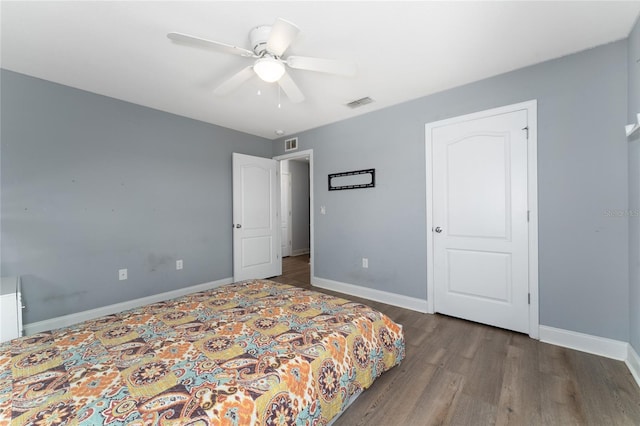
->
left=328, top=168, right=375, bottom=191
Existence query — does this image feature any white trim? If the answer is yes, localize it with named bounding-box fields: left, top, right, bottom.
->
left=291, top=248, right=310, bottom=256
left=425, top=129, right=435, bottom=314
left=425, top=100, right=540, bottom=339
left=274, top=149, right=314, bottom=280
left=23, top=277, right=233, bottom=335
left=626, top=344, right=640, bottom=388
left=539, top=325, right=627, bottom=360
left=526, top=102, right=540, bottom=339
left=312, top=276, right=428, bottom=313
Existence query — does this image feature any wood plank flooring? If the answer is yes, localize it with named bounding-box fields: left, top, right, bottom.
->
left=272, top=255, right=640, bottom=425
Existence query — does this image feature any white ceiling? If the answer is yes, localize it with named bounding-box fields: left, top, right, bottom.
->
left=2, top=1, right=639, bottom=140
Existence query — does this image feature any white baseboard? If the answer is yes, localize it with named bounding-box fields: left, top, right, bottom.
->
left=311, top=276, right=428, bottom=313
left=291, top=249, right=310, bottom=256
left=532, top=326, right=640, bottom=388
left=626, top=344, right=640, bottom=388
left=23, top=277, right=234, bottom=335
left=539, top=325, right=628, bottom=361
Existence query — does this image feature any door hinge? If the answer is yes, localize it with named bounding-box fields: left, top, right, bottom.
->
left=527, top=210, right=530, bottom=222
left=528, top=293, right=531, bottom=304
left=522, top=126, right=529, bottom=139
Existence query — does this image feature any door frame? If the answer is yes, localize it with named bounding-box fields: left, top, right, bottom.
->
left=425, top=100, right=539, bottom=339
left=273, top=149, right=314, bottom=279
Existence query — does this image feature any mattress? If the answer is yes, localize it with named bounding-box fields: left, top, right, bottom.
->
left=0, top=280, right=405, bottom=425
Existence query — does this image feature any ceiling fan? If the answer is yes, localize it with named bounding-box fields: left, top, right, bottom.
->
left=167, top=18, right=357, bottom=103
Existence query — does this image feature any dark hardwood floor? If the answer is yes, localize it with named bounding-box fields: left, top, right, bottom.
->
left=272, top=255, right=640, bottom=425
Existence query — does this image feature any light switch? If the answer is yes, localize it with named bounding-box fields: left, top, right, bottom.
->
left=320, top=206, right=326, bottom=215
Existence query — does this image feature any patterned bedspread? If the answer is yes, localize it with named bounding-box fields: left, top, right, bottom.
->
left=0, top=280, right=405, bottom=425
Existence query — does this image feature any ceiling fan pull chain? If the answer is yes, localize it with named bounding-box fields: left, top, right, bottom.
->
left=278, top=85, right=282, bottom=109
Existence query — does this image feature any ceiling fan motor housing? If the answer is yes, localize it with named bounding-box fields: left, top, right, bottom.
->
left=250, top=25, right=272, bottom=56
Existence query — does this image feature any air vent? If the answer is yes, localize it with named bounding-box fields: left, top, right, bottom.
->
left=346, top=97, right=374, bottom=109
left=284, top=137, right=298, bottom=152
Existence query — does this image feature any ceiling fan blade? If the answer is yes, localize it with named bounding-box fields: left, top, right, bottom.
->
left=267, top=18, right=300, bottom=56
left=278, top=72, right=305, bottom=103
left=286, top=56, right=357, bottom=77
left=214, top=66, right=255, bottom=96
left=168, top=32, right=255, bottom=58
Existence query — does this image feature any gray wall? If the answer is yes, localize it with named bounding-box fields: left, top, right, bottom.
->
left=628, top=17, right=640, bottom=352
left=1, top=69, right=272, bottom=324
left=289, top=160, right=310, bottom=253
left=274, top=41, right=630, bottom=341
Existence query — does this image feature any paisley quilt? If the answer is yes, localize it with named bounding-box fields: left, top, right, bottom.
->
left=0, top=280, right=405, bottom=425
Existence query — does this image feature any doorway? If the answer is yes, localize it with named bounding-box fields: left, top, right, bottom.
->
left=425, top=101, right=539, bottom=338
left=274, top=149, right=314, bottom=281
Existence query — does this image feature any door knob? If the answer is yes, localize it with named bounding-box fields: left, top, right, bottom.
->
left=435, top=226, right=442, bottom=233
left=236, top=224, right=242, bottom=229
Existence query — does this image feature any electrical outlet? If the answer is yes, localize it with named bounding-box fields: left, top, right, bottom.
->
left=362, top=258, right=368, bottom=268
left=118, top=269, right=127, bottom=280
left=176, top=259, right=183, bottom=270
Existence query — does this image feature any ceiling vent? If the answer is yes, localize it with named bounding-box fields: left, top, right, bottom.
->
left=346, top=96, right=374, bottom=109
left=284, top=137, right=298, bottom=152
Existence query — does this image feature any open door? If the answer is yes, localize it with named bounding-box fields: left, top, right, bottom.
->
left=233, top=153, right=281, bottom=281
left=280, top=170, right=292, bottom=258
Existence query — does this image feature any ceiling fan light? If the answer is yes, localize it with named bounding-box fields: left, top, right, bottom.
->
left=254, top=57, right=285, bottom=83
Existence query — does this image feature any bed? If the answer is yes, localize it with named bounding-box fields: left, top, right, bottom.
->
left=0, top=279, right=405, bottom=425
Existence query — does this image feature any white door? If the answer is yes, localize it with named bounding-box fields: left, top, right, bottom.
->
left=431, top=109, right=530, bottom=333
left=233, top=153, right=281, bottom=281
left=280, top=171, right=292, bottom=257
